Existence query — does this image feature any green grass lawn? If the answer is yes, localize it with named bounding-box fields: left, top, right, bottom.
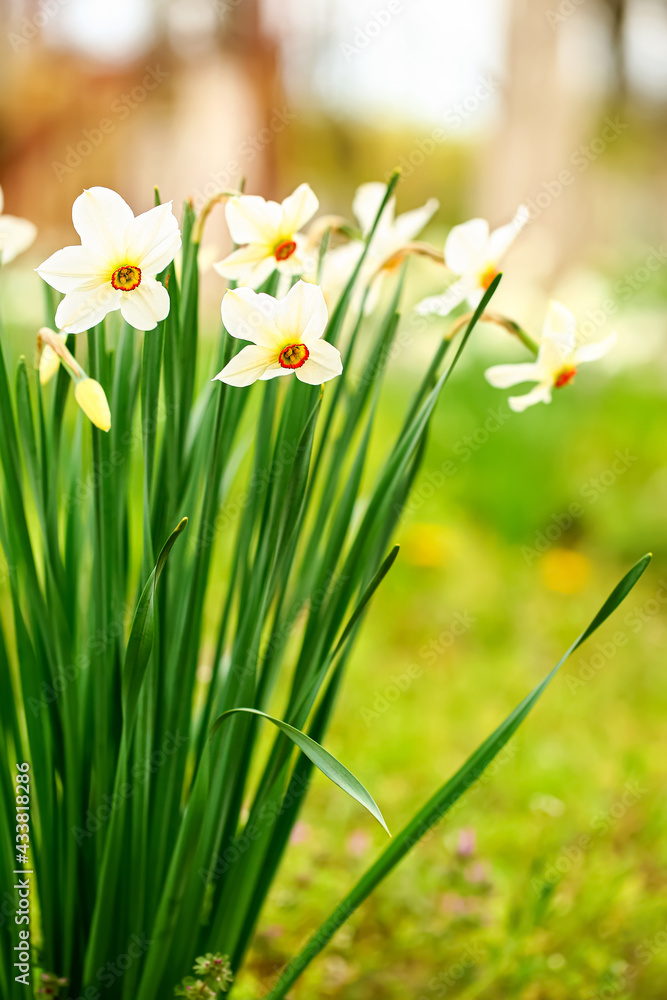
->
left=236, top=358, right=667, bottom=999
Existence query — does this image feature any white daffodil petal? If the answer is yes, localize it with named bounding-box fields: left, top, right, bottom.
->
left=276, top=235, right=315, bottom=277
left=275, top=280, right=328, bottom=344
left=487, top=204, right=529, bottom=261
left=508, top=383, right=553, bottom=412
left=55, top=285, right=122, bottom=334
left=124, top=202, right=181, bottom=275
left=485, top=362, right=542, bottom=389
left=0, top=215, right=37, bottom=264
left=321, top=241, right=364, bottom=292
left=36, top=245, right=109, bottom=293
left=225, top=196, right=283, bottom=246
left=444, top=218, right=490, bottom=275
left=296, top=340, right=343, bottom=385
left=414, top=276, right=472, bottom=317
left=118, top=276, right=169, bottom=331
left=575, top=332, right=617, bottom=364
left=220, top=287, right=283, bottom=348
left=259, top=362, right=292, bottom=380
left=213, top=244, right=275, bottom=284
left=543, top=300, right=577, bottom=350
left=362, top=277, right=384, bottom=316
left=393, top=198, right=439, bottom=243
left=214, top=345, right=277, bottom=386
left=353, top=182, right=394, bottom=235
left=538, top=335, right=573, bottom=377
left=280, top=183, right=319, bottom=235
left=72, top=187, right=133, bottom=259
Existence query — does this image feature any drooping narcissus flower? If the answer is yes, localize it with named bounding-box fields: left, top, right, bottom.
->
left=37, top=327, right=111, bottom=431
left=415, top=204, right=529, bottom=317
left=214, top=280, right=342, bottom=387
left=320, top=181, right=438, bottom=312
left=0, top=185, right=37, bottom=264
left=485, top=301, right=616, bottom=412
left=36, top=187, right=181, bottom=333
left=213, top=183, right=319, bottom=287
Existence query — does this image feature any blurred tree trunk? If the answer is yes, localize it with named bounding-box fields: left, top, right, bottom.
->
left=479, top=0, right=603, bottom=274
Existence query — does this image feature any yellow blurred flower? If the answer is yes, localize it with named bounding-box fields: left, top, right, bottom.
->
left=403, top=523, right=454, bottom=568
left=540, top=548, right=591, bottom=594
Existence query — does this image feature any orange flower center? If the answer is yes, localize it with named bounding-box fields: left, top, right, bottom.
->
left=111, top=265, right=142, bottom=291
left=274, top=239, right=297, bottom=262
left=554, top=366, right=577, bottom=388
left=279, top=343, right=309, bottom=369
left=479, top=264, right=499, bottom=290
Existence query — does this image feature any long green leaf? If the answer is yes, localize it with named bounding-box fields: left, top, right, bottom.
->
left=263, top=553, right=652, bottom=999
left=210, top=707, right=390, bottom=834
left=122, top=516, right=188, bottom=733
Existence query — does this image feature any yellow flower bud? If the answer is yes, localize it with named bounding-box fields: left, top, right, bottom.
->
left=74, top=378, right=111, bottom=432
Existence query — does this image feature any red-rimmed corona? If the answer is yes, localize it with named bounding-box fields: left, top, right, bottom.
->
left=273, top=239, right=297, bottom=262
left=416, top=204, right=530, bottom=318
left=36, top=186, right=181, bottom=333
left=554, top=366, right=577, bottom=389
left=279, top=343, right=309, bottom=369
left=213, top=183, right=319, bottom=287
left=111, top=265, right=142, bottom=291
left=485, top=301, right=616, bottom=413
left=215, top=281, right=342, bottom=388
left=479, top=264, right=500, bottom=291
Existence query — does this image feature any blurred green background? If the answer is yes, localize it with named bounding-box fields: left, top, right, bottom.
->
left=1, top=0, right=666, bottom=997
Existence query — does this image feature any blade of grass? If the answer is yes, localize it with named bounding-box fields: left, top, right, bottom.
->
left=263, top=554, right=652, bottom=999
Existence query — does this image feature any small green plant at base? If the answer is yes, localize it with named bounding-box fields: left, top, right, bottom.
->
left=175, top=953, right=233, bottom=997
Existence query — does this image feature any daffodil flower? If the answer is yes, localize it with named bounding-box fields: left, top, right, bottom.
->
left=37, top=327, right=111, bottom=431
left=320, top=181, right=438, bottom=313
left=485, top=301, right=616, bottom=412
left=213, top=183, right=319, bottom=287
left=0, top=186, right=37, bottom=264
left=415, top=204, right=529, bottom=317
left=36, top=187, right=181, bottom=333
left=214, top=280, right=342, bottom=387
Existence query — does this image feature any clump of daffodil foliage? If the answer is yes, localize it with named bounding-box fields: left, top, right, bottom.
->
left=0, top=173, right=648, bottom=1000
